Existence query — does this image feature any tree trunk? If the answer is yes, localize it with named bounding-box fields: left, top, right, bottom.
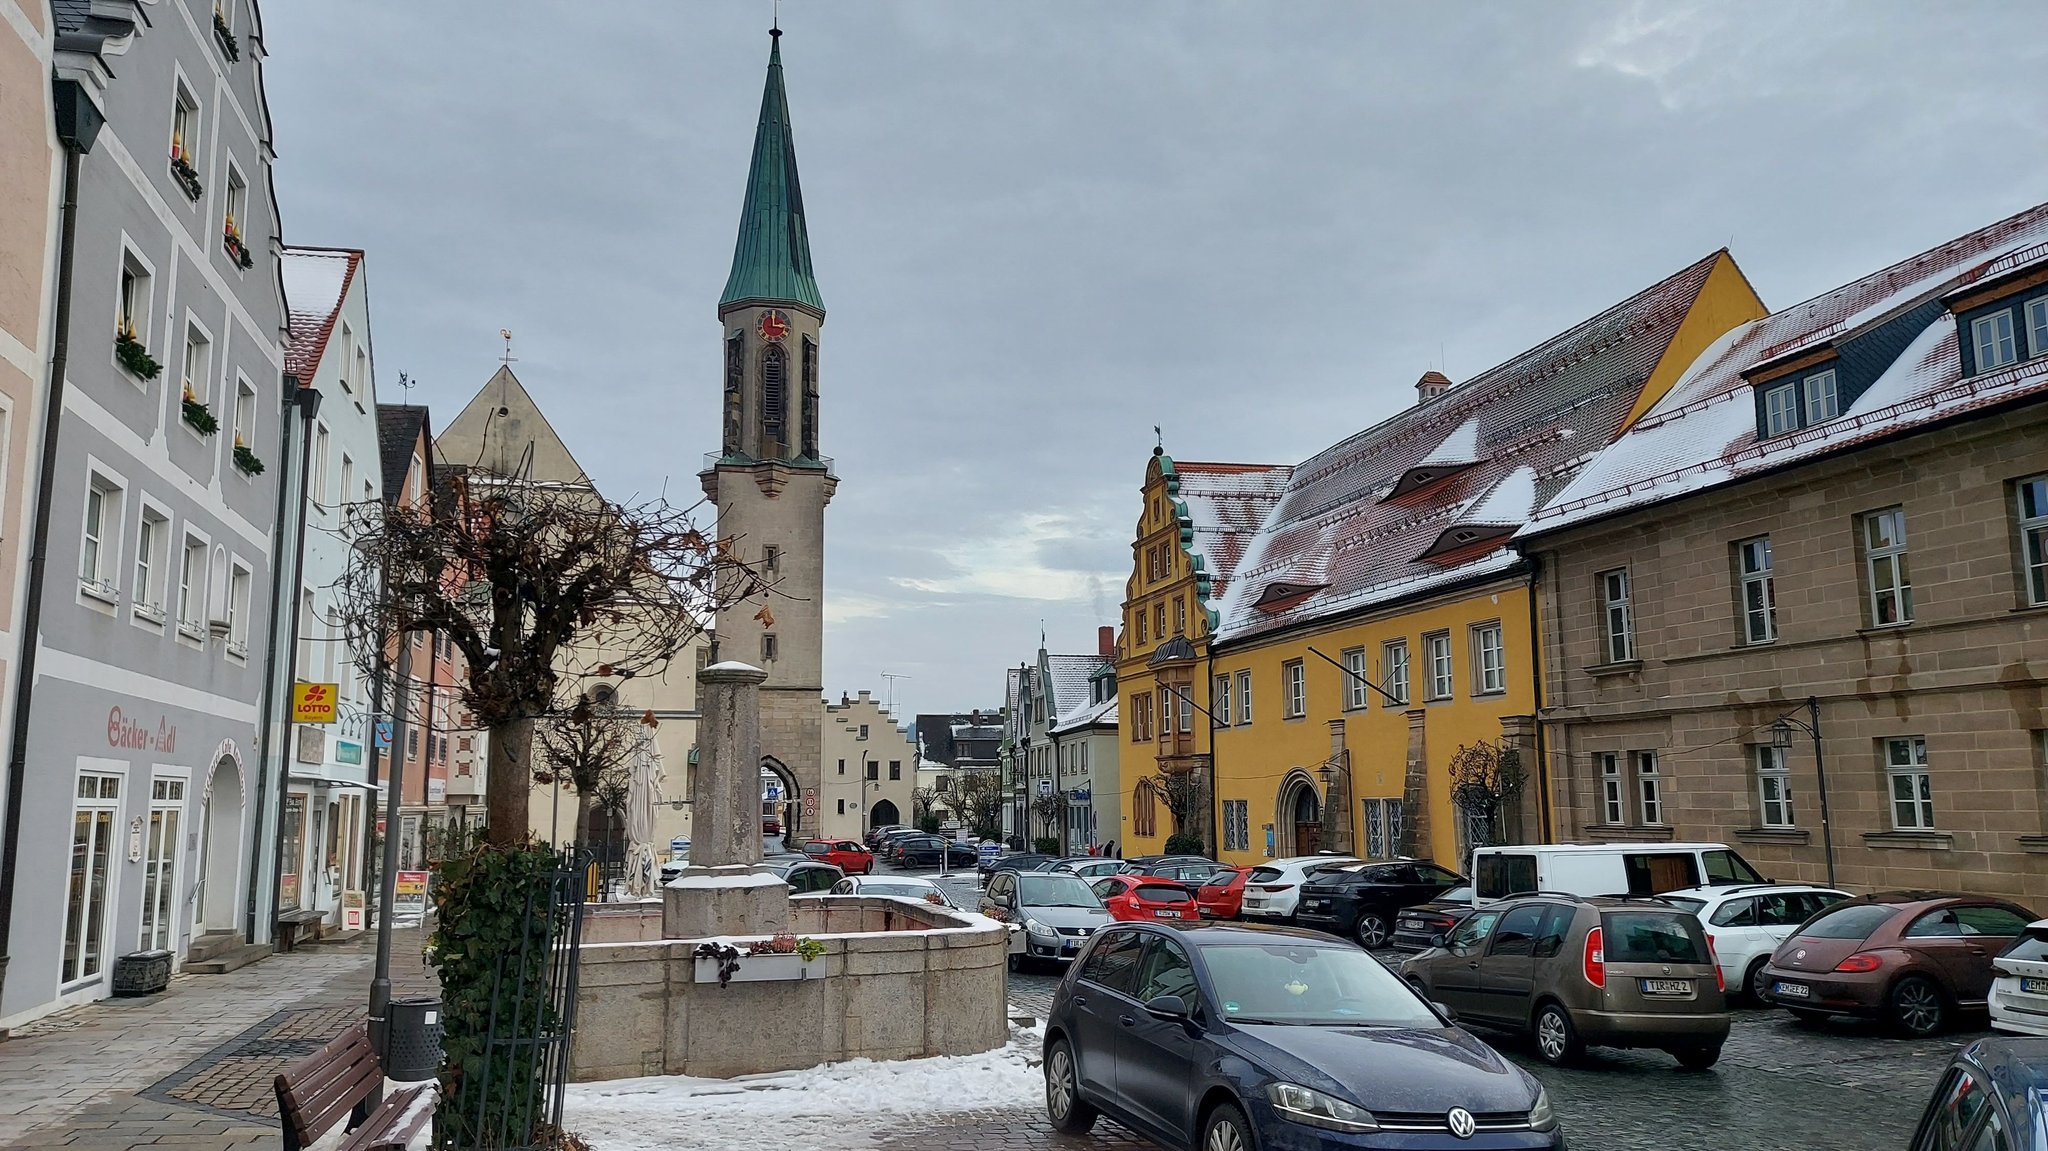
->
left=486, top=715, right=535, bottom=847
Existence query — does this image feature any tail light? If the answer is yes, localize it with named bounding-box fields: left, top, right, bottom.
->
left=1706, top=936, right=1725, bottom=992
left=1583, top=926, right=1606, bottom=989
left=1834, top=953, right=1883, bottom=973
left=1255, top=884, right=1295, bottom=893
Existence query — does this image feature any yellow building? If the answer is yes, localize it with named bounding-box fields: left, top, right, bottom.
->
left=1116, top=251, right=1765, bottom=870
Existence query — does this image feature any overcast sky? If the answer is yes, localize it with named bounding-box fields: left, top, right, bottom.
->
left=262, top=1, right=2048, bottom=722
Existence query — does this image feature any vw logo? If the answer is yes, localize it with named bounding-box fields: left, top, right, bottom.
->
left=1447, top=1107, right=1477, bottom=1139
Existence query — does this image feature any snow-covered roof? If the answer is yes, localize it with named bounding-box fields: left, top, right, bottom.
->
left=280, top=247, right=360, bottom=380
left=1173, top=462, right=1294, bottom=610
left=1214, top=250, right=1729, bottom=644
left=1051, top=696, right=1118, bottom=735
left=1523, top=202, right=2048, bottom=539
left=1043, top=654, right=1102, bottom=717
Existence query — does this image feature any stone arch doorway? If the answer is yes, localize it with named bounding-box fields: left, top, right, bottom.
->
left=869, top=798, right=900, bottom=830
left=196, top=752, right=244, bottom=935
left=1277, top=770, right=1322, bottom=857
left=760, top=756, right=801, bottom=843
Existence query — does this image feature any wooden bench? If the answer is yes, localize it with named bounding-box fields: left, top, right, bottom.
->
left=275, top=909, right=326, bottom=952
left=274, top=1022, right=434, bottom=1151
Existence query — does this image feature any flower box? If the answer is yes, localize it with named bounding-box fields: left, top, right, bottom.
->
left=170, top=154, right=203, bottom=201
left=182, top=394, right=219, bottom=436
left=692, top=952, right=820, bottom=984
left=233, top=441, right=264, bottom=475
left=112, top=949, right=172, bottom=997
left=222, top=230, right=253, bottom=270
left=115, top=329, right=161, bottom=380
left=212, top=11, right=240, bottom=62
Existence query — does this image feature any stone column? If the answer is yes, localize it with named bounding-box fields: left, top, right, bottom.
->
left=1323, top=720, right=1352, bottom=855
left=665, top=661, right=790, bottom=939
left=1400, top=709, right=1429, bottom=860
left=1498, top=715, right=1540, bottom=845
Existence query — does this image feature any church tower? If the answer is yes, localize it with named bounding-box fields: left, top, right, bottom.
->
left=702, top=27, right=834, bottom=839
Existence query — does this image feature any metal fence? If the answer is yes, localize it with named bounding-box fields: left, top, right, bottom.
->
left=440, top=848, right=590, bottom=1150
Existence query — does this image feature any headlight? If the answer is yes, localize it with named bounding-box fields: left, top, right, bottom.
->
left=1025, top=918, right=1057, bottom=938
left=1527, top=1086, right=1556, bottom=1132
left=1265, top=1083, right=1379, bottom=1134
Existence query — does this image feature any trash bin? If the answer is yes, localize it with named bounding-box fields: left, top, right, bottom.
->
left=385, top=997, right=443, bottom=1082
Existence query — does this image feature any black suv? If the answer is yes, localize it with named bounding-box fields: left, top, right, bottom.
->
left=1296, top=860, right=1466, bottom=949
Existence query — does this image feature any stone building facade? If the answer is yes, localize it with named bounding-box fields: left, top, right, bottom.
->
left=819, top=691, right=915, bottom=839
left=1519, top=202, right=2048, bottom=902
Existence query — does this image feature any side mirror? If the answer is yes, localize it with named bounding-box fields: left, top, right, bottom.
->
left=1432, top=1001, right=1458, bottom=1024
left=1143, top=994, right=1190, bottom=1022
left=991, top=892, right=1012, bottom=908
left=1429, top=931, right=1448, bottom=947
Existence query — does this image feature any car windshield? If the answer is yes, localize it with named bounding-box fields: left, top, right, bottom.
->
left=1201, top=872, right=1240, bottom=889
left=1662, top=896, right=1707, bottom=916
left=862, top=883, right=940, bottom=901
left=1602, top=912, right=1708, bottom=963
left=1798, top=903, right=1901, bottom=941
left=1203, top=943, right=1441, bottom=1027
left=1017, top=874, right=1103, bottom=908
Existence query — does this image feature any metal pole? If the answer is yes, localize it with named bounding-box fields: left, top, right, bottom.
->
left=265, top=391, right=322, bottom=932
left=1809, top=696, right=1837, bottom=889
left=366, top=631, right=414, bottom=1089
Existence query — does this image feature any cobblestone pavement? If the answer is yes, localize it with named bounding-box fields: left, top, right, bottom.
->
left=0, top=926, right=434, bottom=1151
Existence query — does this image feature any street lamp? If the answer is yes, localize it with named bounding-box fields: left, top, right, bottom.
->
left=1770, top=696, right=1836, bottom=889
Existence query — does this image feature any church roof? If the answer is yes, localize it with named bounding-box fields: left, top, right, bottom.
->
left=720, top=32, right=824, bottom=317
left=437, top=366, right=591, bottom=485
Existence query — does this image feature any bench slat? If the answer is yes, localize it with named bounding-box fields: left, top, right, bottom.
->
left=274, top=1025, right=382, bottom=1151
left=337, top=1085, right=431, bottom=1151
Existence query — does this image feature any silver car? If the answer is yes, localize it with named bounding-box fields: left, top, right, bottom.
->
left=981, top=870, right=1111, bottom=971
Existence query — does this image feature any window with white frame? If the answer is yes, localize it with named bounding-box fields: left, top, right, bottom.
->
left=1886, top=736, right=1935, bottom=830
left=64, top=772, right=122, bottom=984
left=1283, top=660, right=1305, bottom=717
left=1755, top=745, right=1793, bottom=828
left=226, top=563, right=251, bottom=653
left=1738, top=536, right=1776, bottom=643
left=1863, top=507, right=1914, bottom=626
left=181, top=324, right=210, bottom=408
left=1212, top=674, right=1231, bottom=726
left=1177, top=688, right=1193, bottom=733
left=1173, top=597, right=1186, bottom=636
left=1598, top=752, right=1624, bottom=825
left=1424, top=632, right=1453, bottom=700
left=338, top=322, right=355, bottom=391
left=2019, top=475, right=2048, bottom=608
left=134, top=505, right=168, bottom=617
left=177, top=534, right=207, bottom=633
left=1363, top=797, right=1404, bottom=859
left=2030, top=299, right=2048, bottom=358
left=1635, top=751, right=1663, bottom=825
left=232, top=378, right=255, bottom=452
left=171, top=82, right=199, bottom=162
left=1974, top=310, right=2019, bottom=372
left=339, top=455, right=354, bottom=512
left=1764, top=382, right=1799, bottom=436
left=355, top=347, right=369, bottom=395
left=1803, top=369, right=1839, bottom=424
left=1383, top=640, right=1409, bottom=705
left=80, top=475, right=122, bottom=595
left=313, top=424, right=331, bottom=504
left=1342, top=647, right=1367, bottom=710
left=223, top=162, right=248, bottom=248
left=296, top=589, right=315, bottom=673
left=1237, top=669, right=1252, bottom=724
left=117, top=253, right=151, bottom=347
left=1472, top=623, right=1505, bottom=695
left=1600, top=568, right=1635, bottom=662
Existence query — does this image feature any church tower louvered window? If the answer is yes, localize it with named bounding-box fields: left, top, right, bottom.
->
left=723, top=330, right=746, bottom=456
left=800, top=337, right=819, bottom=458
left=761, top=343, right=787, bottom=453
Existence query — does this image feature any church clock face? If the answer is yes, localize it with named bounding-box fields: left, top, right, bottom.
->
left=758, top=310, right=789, bottom=342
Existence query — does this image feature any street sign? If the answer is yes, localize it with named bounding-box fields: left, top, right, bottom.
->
left=803, top=787, right=816, bottom=813
left=1037, top=779, right=1052, bottom=796
left=374, top=721, right=393, bottom=750
left=290, top=683, right=339, bottom=724
left=978, top=842, right=1000, bottom=865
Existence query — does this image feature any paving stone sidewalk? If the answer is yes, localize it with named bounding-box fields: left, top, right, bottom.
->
left=0, top=927, right=435, bottom=1150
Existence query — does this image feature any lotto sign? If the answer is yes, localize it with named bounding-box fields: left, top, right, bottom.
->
left=393, top=871, right=429, bottom=923
left=290, top=683, right=339, bottom=724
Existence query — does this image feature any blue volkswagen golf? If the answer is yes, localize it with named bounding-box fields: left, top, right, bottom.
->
left=1043, top=922, right=1562, bottom=1150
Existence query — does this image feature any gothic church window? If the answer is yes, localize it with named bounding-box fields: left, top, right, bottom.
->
left=801, top=337, right=819, bottom=458
left=761, top=344, right=788, bottom=451
left=723, top=331, right=745, bottom=455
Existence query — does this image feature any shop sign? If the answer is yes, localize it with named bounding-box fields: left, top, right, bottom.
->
left=393, top=871, right=429, bottom=922
left=291, top=683, right=339, bottom=724
left=341, top=889, right=365, bottom=931
left=106, top=706, right=177, bottom=753
left=374, top=722, right=393, bottom=750
left=427, top=778, right=446, bottom=803
left=127, top=816, right=145, bottom=863
left=296, top=725, right=325, bottom=765
left=279, top=872, right=300, bottom=909
left=335, top=741, right=363, bottom=766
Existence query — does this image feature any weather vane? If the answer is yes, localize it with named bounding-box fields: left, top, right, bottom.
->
left=398, top=371, right=416, bottom=399
left=1154, top=425, right=1163, bottom=451
left=499, top=328, right=516, bottom=366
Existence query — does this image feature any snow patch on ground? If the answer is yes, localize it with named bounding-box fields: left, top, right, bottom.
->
left=561, top=1023, right=1045, bottom=1150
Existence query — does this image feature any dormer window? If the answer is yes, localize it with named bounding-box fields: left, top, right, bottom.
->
left=1974, top=311, right=2019, bottom=372
left=1803, top=369, right=1839, bottom=424
left=2030, top=299, right=2048, bottom=356
left=1763, top=382, right=1798, bottom=437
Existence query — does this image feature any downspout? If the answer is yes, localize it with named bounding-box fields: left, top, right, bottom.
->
left=244, top=373, right=304, bottom=941
left=1526, top=554, right=1553, bottom=842
left=0, top=83, right=103, bottom=991
left=257, top=389, right=321, bottom=938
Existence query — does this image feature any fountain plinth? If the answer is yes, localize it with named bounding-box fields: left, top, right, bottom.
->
left=663, top=660, right=791, bottom=938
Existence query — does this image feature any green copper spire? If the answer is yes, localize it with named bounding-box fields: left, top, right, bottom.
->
left=719, top=30, right=824, bottom=316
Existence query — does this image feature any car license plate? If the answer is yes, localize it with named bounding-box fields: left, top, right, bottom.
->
left=1640, top=979, right=1692, bottom=996
left=2024, top=977, right=2048, bottom=995
left=1062, top=939, right=1081, bottom=953
left=1304, top=899, right=1326, bottom=911
left=1245, top=897, right=1265, bottom=907
left=1155, top=910, right=1181, bottom=919
left=1774, top=981, right=1811, bottom=999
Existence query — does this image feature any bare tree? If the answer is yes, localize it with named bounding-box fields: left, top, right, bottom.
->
left=536, top=697, right=654, bottom=844
left=911, top=787, right=940, bottom=829
left=1030, top=792, right=1066, bottom=840
left=953, top=770, right=1006, bottom=842
left=1142, top=770, right=1209, bottom=852
left=1448, top=740, right=1527, bottom=859
left=336, top=472, right=750, bottom=846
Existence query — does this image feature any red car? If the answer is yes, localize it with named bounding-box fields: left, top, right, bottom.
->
left=1090, top=874, right=1199, bottom=923
left=803, top=838, right=874, bottom=875
left=1195, top=867, right=1251, bottom=920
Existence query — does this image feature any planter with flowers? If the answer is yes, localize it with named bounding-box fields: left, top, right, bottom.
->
left=212, top=8, right=239, bottom=62
left=691, top=933, right=828, bottom=985
left=221, top=218, right=253, bottom=269
left=181, top=386, right=219, bottom=436
left=169, top=139, right=203, bottom=202
left=232, top=435, right=263, bottom=475
left=115, top=326, right=161, bottom=380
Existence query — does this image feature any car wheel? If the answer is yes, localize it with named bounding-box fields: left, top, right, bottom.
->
left=1201, top=1102, right=1253, bottom=1151
left=1673, top=1043, right=1722, bottom=1071
left=1889, top=975, right=1946, bottom=1037
left=1044, top=1039, right=1097, bottom=1134
left=1745, top=958, right=1772, bottom=1005
left=1354, top=911, right=1391, bottom=950
left=1533, top=1003, right=1583, bottom=1066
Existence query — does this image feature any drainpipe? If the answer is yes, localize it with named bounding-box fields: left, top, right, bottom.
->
left=1526, top=554, right=1553, bottom=842
left=256, top=388, right=322, bottom=938
left=243, top=373, right=302, bottom=941
left=0, top=81, right=104, bottom=1001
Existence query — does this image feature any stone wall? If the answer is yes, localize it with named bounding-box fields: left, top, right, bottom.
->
left=569, top=897, right=1009, bottom=1081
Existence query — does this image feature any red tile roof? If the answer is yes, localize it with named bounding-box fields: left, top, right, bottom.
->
left=280, top=247, right=361, bottom=380
left=1172, top=461, right=1293, bottom=610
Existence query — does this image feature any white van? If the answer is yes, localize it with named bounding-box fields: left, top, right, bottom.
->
left=1469, top=842, right=1767, bottom=907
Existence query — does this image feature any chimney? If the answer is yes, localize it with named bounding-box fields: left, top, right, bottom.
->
left=1098, top=626, right=1115, bottom=658
left=1416, top=371, right=1453, bottom=404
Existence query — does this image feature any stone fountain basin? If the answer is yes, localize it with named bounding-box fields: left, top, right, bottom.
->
left=570, top=895, right=1011, bottom=1081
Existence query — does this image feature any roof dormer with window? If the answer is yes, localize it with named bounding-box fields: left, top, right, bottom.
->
left=1743, top=297, right=1949, bottom=441
left=1945, top=242, right=2048, bottom=378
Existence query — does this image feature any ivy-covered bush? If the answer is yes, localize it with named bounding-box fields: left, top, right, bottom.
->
left=1033, top=837, right=1061, bottom=855
left=1164, top=832, right=1207, bottom=856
